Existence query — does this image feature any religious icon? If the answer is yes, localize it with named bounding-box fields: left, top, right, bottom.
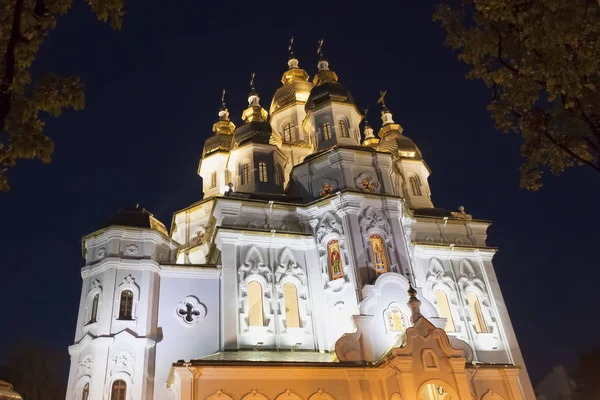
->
left=385, top=306, right=406, bottom=333
left=370, top=234, right=388, bottom=274
left=327, top=240, right=344, bottom=280
left=319, top=182, right=335, bottom=197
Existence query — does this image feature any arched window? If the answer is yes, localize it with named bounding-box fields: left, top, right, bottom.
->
left=82, top=383, right=90, bottom=400
left=409, top=175, right=422, bottom=196
left=283, top=122, right=295, bottom=142
left=322, top=122, right=332, bottom=140
left=467, top=291, right=488, bottom=333
left=275, top=165, right=283, bottom=186
left=89, top=294, right=99, bottom=324
left=210, top=171, right=217, bottom=188
left=435, top=290, right=456, bottom=332
left=248, top=281, right=264, bottom=327
left=119, top=290, right=133, bottom=320
left=369, top=234, right=388, bottom=274
left=241, top=163, right=250, bottom=185
left=111, top=380, right=127, bottom=400
left=283, top=283, right=300, bottom=328
left=225, top=169, right=232, bottom=185
left=258, top=161, right=268, bottom=182
left=338, top=120, right=349, bottom=138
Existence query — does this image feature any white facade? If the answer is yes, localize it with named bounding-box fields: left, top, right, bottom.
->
left=66, top=50, right=534, bottom=400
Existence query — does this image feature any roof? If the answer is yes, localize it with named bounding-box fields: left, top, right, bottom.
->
left=233, top=121, right=274, bottom=147
left=378, top=132, right=423, bottom=160
left=0, top=381, right=22, bottom=400
left=270, top=79, right=313, bottom=115
left=202, top=134, right=233, bottom=157
left=305, top=81, right=355, bottom=111
left=101, top=206, right=168, bottom=236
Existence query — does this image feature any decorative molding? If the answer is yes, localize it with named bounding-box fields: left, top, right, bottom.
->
left=275, top=389, right=303, bottom=400
left=206, top=389, right=234, bottom=400
left=110, top=350, right=134, bottom=378
left=383, top=303, right=410, bottom=334
left=309, top=389, right=335, bottom=400
left=239, top=246, right=271, bottom=282
left=158, top=252, right=167, bottom=262
left=125, top=244, right=139, bottom=255
left=175, top=295, right=207, bottom=326
left=315, top=212, right=343, bottom=243
left=359, top=207, right=391, bottom=236
left=77, top=354, right=93, bottom=378
left=242, top=390, right=269, bottom=400
left=275, top=248, right=305, bottom=284
left=88, top=278, right=102, bottom=295
left=355, top=173, right=380, bottom=193
left=481, top=390, right=505, bottom=400
left=96, top=247, right=106, bottom=259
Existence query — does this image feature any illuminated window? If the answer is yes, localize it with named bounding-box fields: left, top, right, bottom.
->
left=241, top=163, right=250, bottom=185
left=275, top=165, right=283, bottom=186
left=370, top=234, right=388, bottom=274
left=89, top=294, right=99, bottom=324
left=338, top=120, right=349, bottom=138
left=322, top=122, right=332, bottom=140
left=283, top=122, right=295, bottom=142
left=283, top=283, right=300, bottom=328
left=111, top=380, right=126, bottom=400
left=259, top=161, right=268, bottom=182
left=119, top=290, right=133, bottom=320
left=435, top=290, right=456, bottom=332
left=409, top=175, right=422, bottom=196
left=467, top=291, right=488, bottom=333
left=248, top=281, right=264, bottom=327
left=210, top=171, right=218, bottom=188
left=225, top=169, right=232, bottom=185
left=82, top=383, right=89, bottom=400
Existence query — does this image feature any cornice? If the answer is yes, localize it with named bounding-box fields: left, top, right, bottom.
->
left=81, top=258, right=221, bottom=279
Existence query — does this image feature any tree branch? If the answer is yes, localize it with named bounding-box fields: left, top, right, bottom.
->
left=0, top=0, right=25, bottom=135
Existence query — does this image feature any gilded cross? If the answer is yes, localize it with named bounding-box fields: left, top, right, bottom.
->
left=221, top=89, right=226, bottom=107
left=288, top=37, right=295, bottom=57
left=317, top=39, right=324, bottom=57
left=378, top=90, right=387, bottom=107
left=249, top=72, right=256, bottom=92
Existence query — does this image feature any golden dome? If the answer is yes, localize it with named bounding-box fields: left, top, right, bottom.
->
left=269, top=58, right=313, bottom=115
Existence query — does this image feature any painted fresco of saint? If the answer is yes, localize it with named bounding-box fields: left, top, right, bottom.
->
left=327, top=240, right=344, bottom=279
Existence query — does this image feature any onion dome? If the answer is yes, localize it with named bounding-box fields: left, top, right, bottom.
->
left=375, top=91, right=423, bottom=160
left=202, top=90, right=235, bottom=157
left=361, top=109, right=380, bottom=148
left=305, top=40, right=356, bottom=111
left=101, top=205, right=168, bottom=236
left=270, top=38, right=314, bottom=115
left=234, top=73, right=274, bottom=147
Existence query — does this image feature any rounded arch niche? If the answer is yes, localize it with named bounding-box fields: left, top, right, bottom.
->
left=418, top=380, right=460, bottom=400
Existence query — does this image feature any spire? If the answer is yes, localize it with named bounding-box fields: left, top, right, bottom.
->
left=362, top=108, right=380, bottom=148
left=242, top=72, right=268, bottom=122
left=407, top=282, right=423, bottom=324
left=313, top=39, right=339, bottom=86
left=316, top=39, right=329, bottom=71
left=378, top=90, right=395, bottom=125
left=288, top=37, right=299, bottom=69
left=213, top=89, right=235, bottom=134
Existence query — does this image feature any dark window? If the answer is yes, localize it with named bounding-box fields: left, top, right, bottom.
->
left=338, top=120, right=349, bottom=138
left=111, top=380, right=126, bottom=400
left=259, top=162, right=268, bottom=182
left=283, top=122, right=295, bottom=142
left=322, top=122, right=332, bottom=140
left=241, top=163, right=250, bottom=185
left=82, top=383, right=89, bottom=400
left=89, top=294, right=99, bottom=323
left=119, top=290, right=133, bottom=320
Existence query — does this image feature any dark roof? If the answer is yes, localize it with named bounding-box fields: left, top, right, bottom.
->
left=202, top=134, right=233, bottom=157
left=101, top=207, right=168, bottom=235
left=412, top=207, right=454, bottom=218
left=378, top=133, right=423, bottom=160
left=305, top=81, right=355, bottom=111
left=233, top=121, right=273, bottom=147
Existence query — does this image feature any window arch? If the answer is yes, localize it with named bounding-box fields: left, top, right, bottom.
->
left=248, top=281, right=264, bottom=327
left=119, top=290, right=134, bottom=320
left=369, top=234, right=388, bottom=274
left=409, top=175, right=422, bottom=196
left=111, top=380, right=127, bottom=400
left=210, top=171, right=218, bottom=189
left=338, top=119, right=349, bottom=138
left=89, top=294, right=99, bottom=324
left=283, top=122, right=295, bottom=142
left=322, top=121, right=332, bottom=140
left=82, top=383, right=90, bottom=400
left=283, top=283, right=300, bottom=328
left=241, top=163, right=250, bottom=185
left=258, top=161, right=268, bottom=182
left=435, top=290, right=455, bottom=332
left=467, top=291, right=488, bottom=333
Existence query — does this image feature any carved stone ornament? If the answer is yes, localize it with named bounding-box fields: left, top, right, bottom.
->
left=96, top=247, right=106, bottom=259
left=89, top=278, right=102, bottom=294
left=158, top=252, right=167, bottom=262
left=125, top=244, right=138, bottom=255
left=77, top=354, right=93, bottom=378
left=275, top=248, right=305, bottom=284
left=175, top=295, right=207, bottom=325
left=359, top=207, right=390, bottom=236
left=315, top=212, right=343, bottom=243
left=450, top=205, right=472, bottom=220
left=206, top=390, right=234, bottom=400
left=110, top=351, right=134, bottom=377
left=238, top=247, right=271, bottom=282
left=355, top=173, right=380, bottom=193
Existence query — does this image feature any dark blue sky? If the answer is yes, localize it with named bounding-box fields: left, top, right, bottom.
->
left=1, top=0, right=598, bottom=386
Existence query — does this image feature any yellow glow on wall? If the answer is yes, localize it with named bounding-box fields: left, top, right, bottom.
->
left=435, top=290, right=456, bottom=332
left=467, top=291, right=488, bottom=333
left=283, top=283, right=300, bottom=328
left=248, top=281, right=264, bottom=327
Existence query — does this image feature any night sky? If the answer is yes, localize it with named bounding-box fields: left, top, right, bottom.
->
left=1, top=0, right=598, bottom=386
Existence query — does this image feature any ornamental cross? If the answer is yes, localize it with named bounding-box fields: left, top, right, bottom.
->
left=178, top=302, right=201, bottom=323
left=221, top=89, right=226, bottom=107
left=378, top=90, right=387, bottom=107
left=288, top=37, right=295, bottom=57
left=317, top=39, right=324, bottom=57
left=249, top=72, right=256, bottom=90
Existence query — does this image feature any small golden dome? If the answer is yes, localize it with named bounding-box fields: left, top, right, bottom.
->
left=269, top=57, right=313, bottom=115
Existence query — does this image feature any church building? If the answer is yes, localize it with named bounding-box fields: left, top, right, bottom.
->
left=65, top=41, right=535, bottom=400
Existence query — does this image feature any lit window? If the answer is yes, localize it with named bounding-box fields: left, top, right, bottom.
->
left=338, top=120, right=349, bottom=138
left=225, top=169, right=232, bottom=185
left=241, top=163, right=250, bottom=185
left=89, top=294, right=99, bottom=324
left=370, top=234, right=388, bottom=274
left=435, top=290, right=456, bottom=332
left=210, top=171, right=217, bottom=189
left=111, top=380, right=126, bottom=400
left=322, top=122, right=332, bottom=140
left=119, top=290, right=133, bottom=320
left=283, top=283, right=300, bottom=328
left=409, top=175, right=422, bottom=196
left=82, top=383, right=89, bottom=400
left=248, top=281, right=263, bottom=327
left=259, top=161, right=268, bottom=182
left=283, top=122, right=295, bottom=142
left=467, top=291, right=488, bottom=333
